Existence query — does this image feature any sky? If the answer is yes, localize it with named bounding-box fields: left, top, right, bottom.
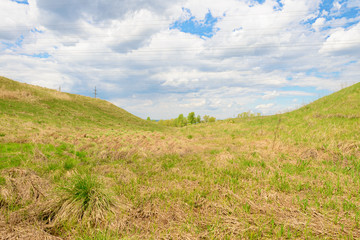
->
left=1, top=0, right=359, bottom=119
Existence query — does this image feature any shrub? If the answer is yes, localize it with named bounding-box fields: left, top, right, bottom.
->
left=209, top=117, right=216, bottom=122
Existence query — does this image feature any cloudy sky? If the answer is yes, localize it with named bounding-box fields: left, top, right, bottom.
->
left=1, top=0, right=359, bottom=119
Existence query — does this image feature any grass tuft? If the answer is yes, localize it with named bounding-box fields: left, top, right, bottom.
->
left=40, top=173, right=115, bottom=228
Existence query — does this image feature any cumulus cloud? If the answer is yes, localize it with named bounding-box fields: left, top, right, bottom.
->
left=262, top=91, right=280, bottom=100
left=320, top=22, right=360, bottom=56
left=256, top=103, right=274, bottom=109
left=255, top=103, right=275, bottom=115
left=0, top=0, right=37, bottom=41
left=35, top=0, right=184, bottom=25
left=1, top=0, right=359, bottom=119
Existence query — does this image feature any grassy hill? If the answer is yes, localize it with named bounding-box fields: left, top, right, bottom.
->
left=228, top=82, right=360, bottom=149
left=0, top=77, right=359, bottom=239
left=295, top=82, right=360, bottom=117
left=0, top=76, right=161, bottom=134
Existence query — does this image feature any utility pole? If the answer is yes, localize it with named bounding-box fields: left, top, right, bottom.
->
left=94, top=86, right=97, bottom=98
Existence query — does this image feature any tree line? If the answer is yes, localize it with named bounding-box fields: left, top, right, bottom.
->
left=147, top=111, right=262, bottom=127
left=149, top=112, right=216, bottom=127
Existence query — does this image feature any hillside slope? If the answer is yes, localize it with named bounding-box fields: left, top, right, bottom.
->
left=1, top=78, right=360, bottom=239
left=281, top=82, right=360, bottom=144
left=290, top=82, right=360, bottom=118
left=228, top=82, right=360, bottom=148
left=0, top=76, right=161, bottom=135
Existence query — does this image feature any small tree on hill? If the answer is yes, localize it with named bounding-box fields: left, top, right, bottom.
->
left=203, top=115, right=210, bottom=123
left=209, top=117, right=216, bottom=122
left=196, top=115, right=201, bottom=124
left=176, top=114, right=187, bottom=127
left=187, top=112, right=196, bottom=125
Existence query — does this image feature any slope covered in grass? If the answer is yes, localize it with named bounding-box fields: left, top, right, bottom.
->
left=229, top=82, right=360, bottom=149
left=295, top=82, right=360, bottom=117
left=0, top=76, right=161, bottom=135
left=0, top=77, right=360, bottom=239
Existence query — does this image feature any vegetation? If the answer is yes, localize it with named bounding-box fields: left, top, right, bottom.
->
left=0, top=76, right=360, bottom=239
left=237, top=111, right=262, bottom=118
left=158, top=112, right=216, bottom=127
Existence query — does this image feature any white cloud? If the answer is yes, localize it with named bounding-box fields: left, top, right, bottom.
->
left=255, top=103, right=274, bottom=110
left=320, top=22, right=360, bottom=56
left=312, top=17, right=326, bottom=31
left=347, top=0, right=360, bottom=8
left=262, top=90, right=280, bottom=99
left=1, top=0, right=359, bottom=119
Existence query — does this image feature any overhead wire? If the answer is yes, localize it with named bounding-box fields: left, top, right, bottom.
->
left=2, top=40, right=359, bottom=56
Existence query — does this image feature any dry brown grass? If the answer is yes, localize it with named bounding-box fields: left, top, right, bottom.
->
left=0, top=168, right=49, bottom=208
left=1, top=79, right=360, bottom=238
left=0, top=87, right=38, bottom=102
left=0, top=168, right=57, bottom=240
left=48, top=91, right=72, bottom=101
left=94, top=165, right=137, bottom=184
left=0, top=222, right=62, bottom=240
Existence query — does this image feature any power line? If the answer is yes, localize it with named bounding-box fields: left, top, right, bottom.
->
left=1, top=21, right=359, bottom=34
left=3, top=26, right=358, bottom=41
left=5, top=41, right=358, bottom=56
left=0, top=11, right=329, bottom=29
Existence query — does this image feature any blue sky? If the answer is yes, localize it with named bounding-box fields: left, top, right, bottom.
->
left=0, top=0, right=359, bottom=119
left=11, top=0, right=28, bottom=4
left=170, top=8, right=220, bottom=38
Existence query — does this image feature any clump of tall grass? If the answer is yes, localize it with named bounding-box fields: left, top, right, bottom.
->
left=40, top=173, right=115, bottom=228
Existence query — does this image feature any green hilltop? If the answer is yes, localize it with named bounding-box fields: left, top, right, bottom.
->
left=229, top=82, right=360, bottom=148
left=290, top=82, right=360, bottom=117
left=0, top=76, right=161, bottom=134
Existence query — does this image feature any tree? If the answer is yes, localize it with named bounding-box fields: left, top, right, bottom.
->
left=146, top=117, right=151, bottom=121
left=176, top=114, right=186, bottom=127
left=196, top=115, right=201, bottom=124
left=187, top=112, right=196, bottom=125
left=203, top=115, right=210, bottom=123
left=237, top=111, right=261, bottom=118
left=209, top=117, right=216, bottom=122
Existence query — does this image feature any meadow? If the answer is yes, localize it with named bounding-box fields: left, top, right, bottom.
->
left=0, top=76, right=359, bottom=239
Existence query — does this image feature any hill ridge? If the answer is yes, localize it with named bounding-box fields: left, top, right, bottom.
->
left=0, top=76, right=161, bottom=133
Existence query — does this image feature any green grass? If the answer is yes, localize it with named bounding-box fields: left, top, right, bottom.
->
left=0, top=77, right=359, bottom=239
left=39, top=173, right=116, bottom=230
left=0, top=76, right=162, bottom=133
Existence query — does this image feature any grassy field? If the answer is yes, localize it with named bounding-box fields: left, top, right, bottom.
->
left=0, top=76, right=359, bottom=239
